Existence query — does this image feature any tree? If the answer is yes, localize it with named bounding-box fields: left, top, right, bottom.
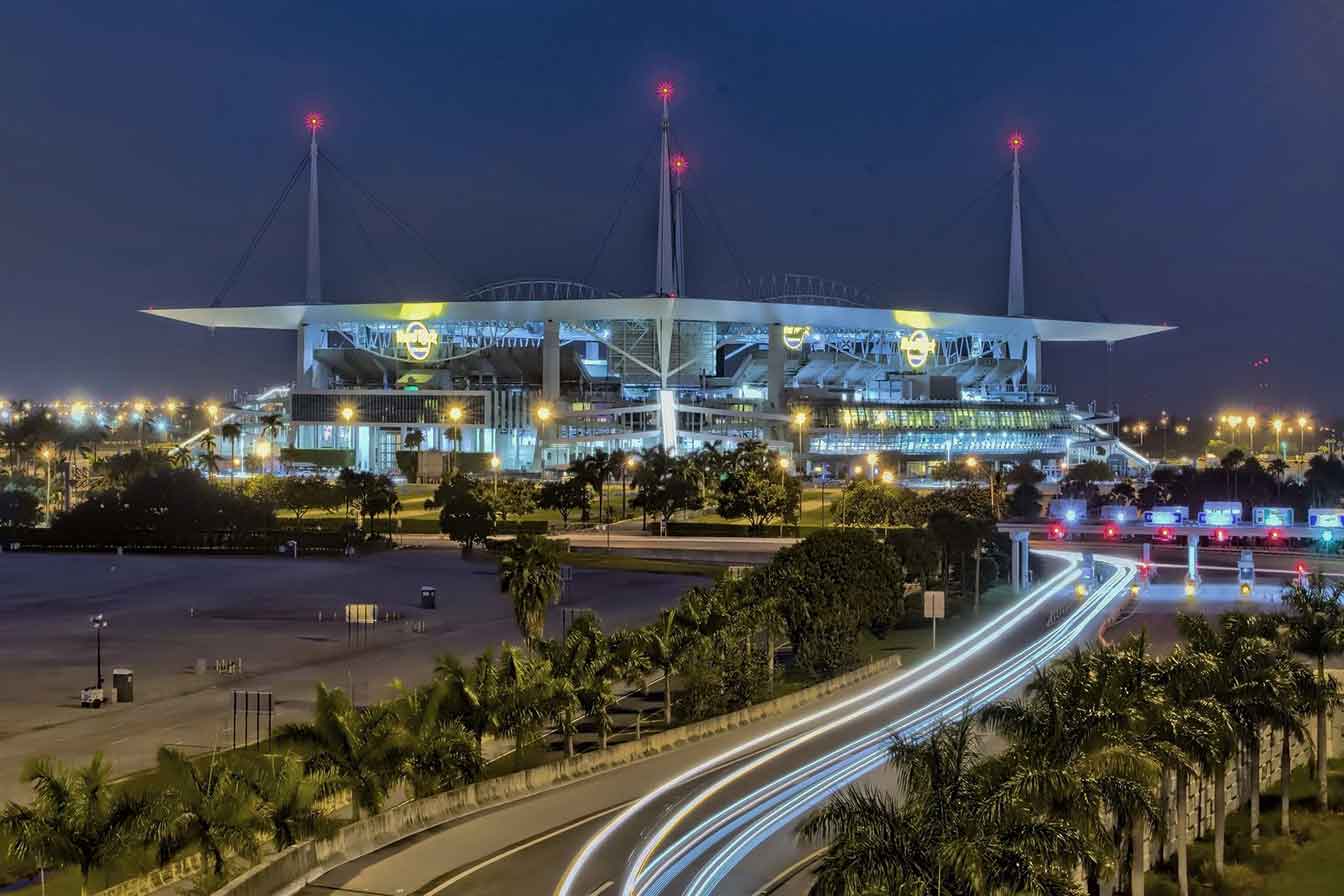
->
left=493, top=645, right=557, bottom=769
left=0, top=755, right=146, bottom=896
left=403, top=429, right=425, bottom=483
left=980, top=639, right=1162, bottom=894
left=498, top=535, right=563, bottom=645
left=1280, top=573, right=1344, bottom=811
left=488, top=478, right=538, bottom=521
left=714, top=441, right=800, bottom=531
left=0, top=490, right=40, bottom=527
left=800, top=717, right=1083, bottom=896
left=1266, top=456, right=1289, bottom=495
left=772, top=529, right=904, bottom=678
left=277, top=684, right=408, bottom=819
left=546, top=615, right=649, bottom=752
left=631, top=446, right=704, bottom=525
left=278, top=475, right=340, bottom=527
left=639, top=607, right=700, bottom=728
left=433, top=650, right=506, bottom=751
left=237, top=753, right=338, bottom=852
left=435, top=473, right=495, bottom=551
left=1007, top=480, right=1044, bottom=519
left=257, top=414, right=283, bottom=474
left=537, top=477, right=590, bottom=526
left=144, top=747, right=264, bottom=880
left=568, top=449, right=614, bottom=524
left=389, top=681, right=484, bottom=797
left=1059, top=459, right=1113, bottom=500
left=220, top=422, right=242, bottom=487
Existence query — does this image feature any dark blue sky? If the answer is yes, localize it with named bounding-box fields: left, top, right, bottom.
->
left=2, top=2, right=1339, bottom=417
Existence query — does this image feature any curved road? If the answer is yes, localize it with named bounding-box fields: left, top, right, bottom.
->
left=310, top=550, right=1134, bottom=896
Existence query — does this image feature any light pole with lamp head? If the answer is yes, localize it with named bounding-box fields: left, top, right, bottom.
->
left=90, top=614, right=108, bottom=688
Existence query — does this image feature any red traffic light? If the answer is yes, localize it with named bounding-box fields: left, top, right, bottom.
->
left=1049, top=524, right=1065, bottom=540
left=1268, top=529, right=1282, bottom=541
left=1103, top=524, right=1118, bottom=539
left=1215, top=528, right=1228, bottom=543
left=1296, top=562, right=1307, bottom=575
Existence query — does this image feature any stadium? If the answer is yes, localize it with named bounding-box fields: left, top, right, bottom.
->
left=147, top=90, right=1169, bottom=480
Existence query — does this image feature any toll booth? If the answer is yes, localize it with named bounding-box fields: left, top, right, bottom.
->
left=1309, top=509, right=1344, bottom=545
left=1237, top=550, right=1255, bottom=597
left=1253, top=507, right=1293, bottom=527
left=1144, top=506, right=1190, bottom=525
left=1048, top=499, right=1087, bottom=524
left=1100, top=506, right=1136, bottom=525
left=1198, top=502, right=1243, bottom=526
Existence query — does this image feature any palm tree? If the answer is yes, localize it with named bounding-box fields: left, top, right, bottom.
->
left=545, top=615, right=650, bottom=754
left=403, top=429, right=425, bottom=483
left=980, top=639, right=1161, bottom=894
left=220, top=423, right=242, bottom=488
left=494, top=645, right=557, bottom=769
left=168, top=444, right=193, bottom=469
left=144, top=747, right=264, bottom=880
left=1175, top=612, right=1281, bottom=870
left=0, top=755, right=146, bottom=896
left=237, top=753, right=338, bottom=851
left=1280, top=573, right=1344, bottom=811
left=1264, top=656, right=1313, bottom=838
left=498, top=535, right=563, bottom=646
left=197, top=450, right=223, bottom=480
left=434, top=650, right=506, bottom=751
left=639, top=607, right=700, bottom=728
left=1266, top=456, right=1289, bottom=495
left=1152, top=646, right=1229, bottom=896
left=276, top=684, right=408, bottom=819
left=800, top=717, right=1083, bottom=896
left=258, top=414, right=283, bottom=473
left=389, top=680, right=483, bottom=797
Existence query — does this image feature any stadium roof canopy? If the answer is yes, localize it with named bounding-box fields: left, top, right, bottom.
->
left=144, top=297, right=1170, bottom=344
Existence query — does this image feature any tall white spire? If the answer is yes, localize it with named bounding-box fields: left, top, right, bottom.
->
left=305, top=113, right=322, bottom=303
left=1007, top=132, right=1025, bottom=317
left=673, top=152, right=686, bottom=296
left=655, top=83, right=677, bottom=297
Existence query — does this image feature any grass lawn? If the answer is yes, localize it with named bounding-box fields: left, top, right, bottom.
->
left=1146, top=758, right=1344, bottom=896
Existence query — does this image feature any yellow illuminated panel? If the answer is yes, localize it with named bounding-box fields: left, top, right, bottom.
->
left=394, top=321, right=439, bottom=362
left=900, top=330, right=934, bottom=368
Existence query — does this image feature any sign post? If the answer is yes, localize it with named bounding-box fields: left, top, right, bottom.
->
left=923, top=590, right=945, bottom=651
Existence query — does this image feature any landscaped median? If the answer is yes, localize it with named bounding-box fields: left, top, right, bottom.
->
left=211, top=653, right=902, bottom=896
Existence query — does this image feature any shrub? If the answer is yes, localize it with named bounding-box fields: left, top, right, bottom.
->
left=1144, top=873, right=1179, bottom=896
left=1250, top=837, right=1295, bottom=873
left=1213, top=863, right=1264, bottom=896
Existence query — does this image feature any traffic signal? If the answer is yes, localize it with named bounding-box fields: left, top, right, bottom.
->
left=1103, top=524, right=1118, bottom=540
left=1214, top=528, right=1228, bottom=544
left=1268, top=529, right=1282, bottom=542
left=1049, top=523, right=1065, bottom=540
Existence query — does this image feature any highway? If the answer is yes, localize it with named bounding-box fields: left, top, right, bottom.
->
left=309, top=549, right=1136, bottom=896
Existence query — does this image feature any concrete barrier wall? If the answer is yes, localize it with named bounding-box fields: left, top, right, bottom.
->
left=212, top=654, right=904, bottom=896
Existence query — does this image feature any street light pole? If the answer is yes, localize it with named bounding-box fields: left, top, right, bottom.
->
left=90, top=614, right=108, bottom=688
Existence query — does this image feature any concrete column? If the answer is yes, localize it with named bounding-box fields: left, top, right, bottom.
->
left=1187, top=535, right=1200, bottom=584
left=543, top=319, right=560, bottom=401
left=1026, top=336, right=1041, bottom=387
left=768, top=323, right=785, bottom=410
left=1011, top=530, right=1030, bottom=592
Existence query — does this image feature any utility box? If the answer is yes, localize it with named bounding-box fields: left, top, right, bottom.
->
left=112, top=669, right=133, bottom=702
left=420, top=586, right=437, bottom=610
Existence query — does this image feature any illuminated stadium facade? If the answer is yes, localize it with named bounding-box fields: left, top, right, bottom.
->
left=147, top=89, right=1169, bottom=479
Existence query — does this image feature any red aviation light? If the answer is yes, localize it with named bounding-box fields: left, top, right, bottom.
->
left=671, top=154, right=687, bottom=174
left=656, top=82, right=674, bottom=100
left=305, top=113, right=323, bottom=131
left=1008, top=132, right=1024, bottom=151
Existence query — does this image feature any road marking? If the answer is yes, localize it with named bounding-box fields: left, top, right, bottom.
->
left=750, top=848, right=825, bottom=896
left=422, top=803, right=629, bottom=896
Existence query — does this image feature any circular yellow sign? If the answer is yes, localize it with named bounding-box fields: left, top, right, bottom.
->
left=395, top=321, right=439, bottom=362
left=900, top=330, right=933, bottom=368
left=782, top=325, right=810, bottom=351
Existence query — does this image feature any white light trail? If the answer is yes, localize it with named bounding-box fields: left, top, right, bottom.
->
left=554, top=552, right=1086, bottom=896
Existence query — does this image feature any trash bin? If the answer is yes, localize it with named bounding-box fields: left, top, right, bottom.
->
left=112, top=668, right=133, bottom=703
left=420, top=586, right=437, bottom=610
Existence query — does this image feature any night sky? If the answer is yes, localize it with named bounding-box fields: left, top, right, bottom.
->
left=2, top=2, right=1339, bottom=416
